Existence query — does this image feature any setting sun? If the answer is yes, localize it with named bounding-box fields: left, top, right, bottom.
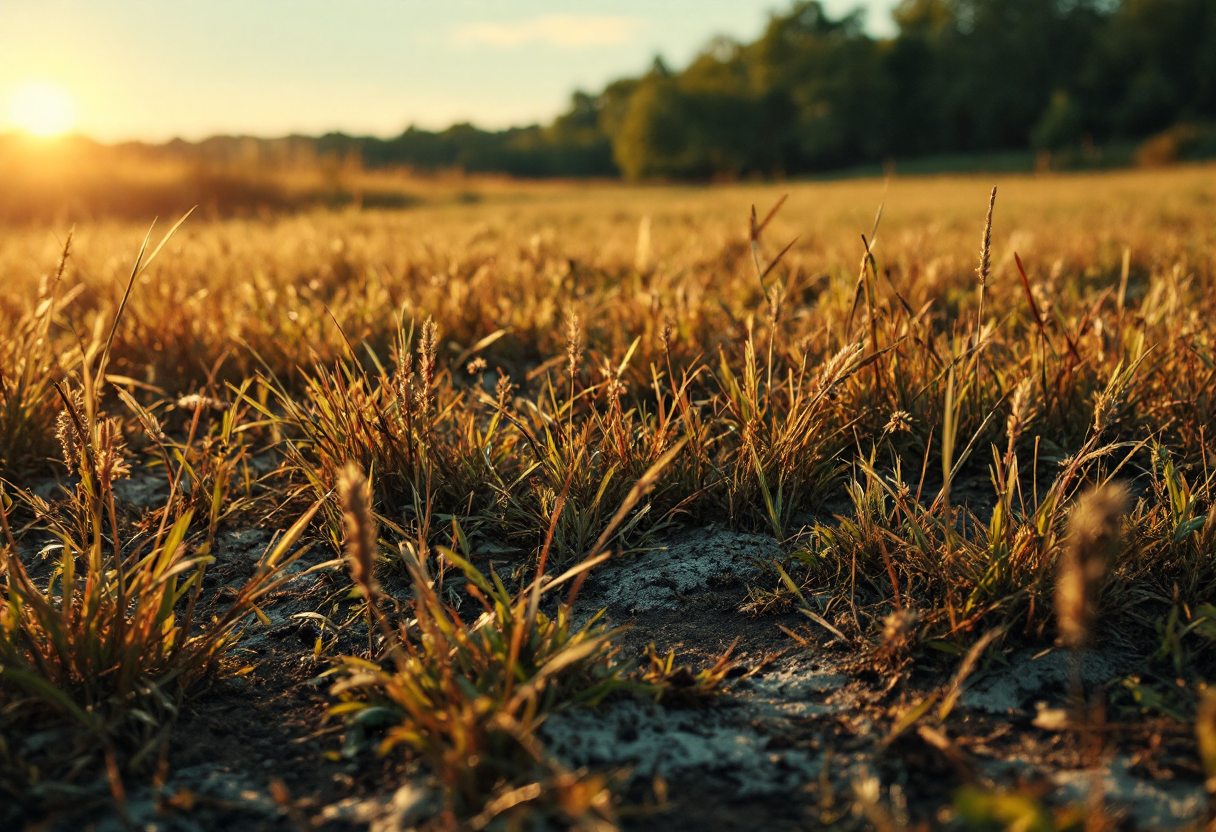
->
left=7, top=81, right=76, bottom=137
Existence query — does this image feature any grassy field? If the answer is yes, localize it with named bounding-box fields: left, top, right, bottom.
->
left=2, top=164, right=1216, bottom=830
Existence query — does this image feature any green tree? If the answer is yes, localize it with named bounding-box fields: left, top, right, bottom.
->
left=296, top=0, right=1216, bottom=181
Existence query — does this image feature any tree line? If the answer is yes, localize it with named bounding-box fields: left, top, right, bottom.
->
left=224, top=0, right=1216, bottom=180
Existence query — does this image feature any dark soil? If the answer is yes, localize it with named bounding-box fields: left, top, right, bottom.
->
left=6, top=525, right=1212, bottom=832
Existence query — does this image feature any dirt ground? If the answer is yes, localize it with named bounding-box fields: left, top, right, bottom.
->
left=15, top=525, right=1212, bottom=832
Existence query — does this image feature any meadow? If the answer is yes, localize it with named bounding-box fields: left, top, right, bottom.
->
left=1, top=163, right=1215, bottom=830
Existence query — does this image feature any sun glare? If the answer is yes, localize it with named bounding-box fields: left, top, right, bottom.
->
left=8, top=81, right=77, bottom=138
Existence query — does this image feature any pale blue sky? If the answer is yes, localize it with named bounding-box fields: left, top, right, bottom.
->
left=0, top=1, right=900, bottom=142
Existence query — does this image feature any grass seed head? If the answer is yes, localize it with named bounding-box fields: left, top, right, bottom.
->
left=338, top=463, right=379, bottom=600
left=55, top=407, right=81, bottom=472
left=1055, top=482, right=1130, bottom=650
left=1091, top=389, right=1118, bottom=436
left=415, top=317, right=439, bottom=416
left=881, top=607, right=920, bottom=651
left=566, top=311, right=582, bottom=378
left=883, top=410, right=914, bottom=437
left=1006, top=378, right=1033, bottom=449
left=95, top=417, right=131, bottom=491
left=816, top=342, right=863, bottom=391
left=977, top=185, right=997, bottom=288
left=494, top=370, right=513, bottom=410
left=54, top=387, right=88, bottom=475
left=393, top=349, right=414, bottom=415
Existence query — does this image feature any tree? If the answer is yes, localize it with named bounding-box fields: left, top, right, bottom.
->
left=314, top=0, right=1216, bottom=181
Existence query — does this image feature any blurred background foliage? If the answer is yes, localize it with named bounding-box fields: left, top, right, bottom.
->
left=289, top=0, right=1216, bottom=179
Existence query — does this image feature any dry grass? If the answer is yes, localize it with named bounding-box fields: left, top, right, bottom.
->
left=2, top=163, right=1216, bottom=826
left=0, top=228, right=328, bottom=812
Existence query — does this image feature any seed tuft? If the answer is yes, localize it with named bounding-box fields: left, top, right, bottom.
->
left=338, top=463, right=379, bottom=601
left=1055, top=483, right=1130, bottom=649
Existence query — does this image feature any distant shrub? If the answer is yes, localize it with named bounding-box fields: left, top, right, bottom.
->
left=1136, top=123, right=1216, bottom=167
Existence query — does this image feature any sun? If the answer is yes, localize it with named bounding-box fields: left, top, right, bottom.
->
left=8, top=81, right=77, bottom=138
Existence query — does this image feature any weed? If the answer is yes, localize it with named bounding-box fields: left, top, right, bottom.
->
left=323, top=446, right=680, bottom=827
left=0, top=219, right=323, bottom=815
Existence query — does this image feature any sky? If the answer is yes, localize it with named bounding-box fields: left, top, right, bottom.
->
left=0, top=0, right=901, bottom=143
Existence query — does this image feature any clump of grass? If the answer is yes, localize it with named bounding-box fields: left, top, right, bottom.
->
left=324, top=455, right=689, bottom=827
left=256, top=316, right=518, bottom=552
left=264, top=307, right=702, bottom=568
left=0, top=234, right=76, bottom=477
left=753, top=333, right=1150, bottom=654
left=714, top=336, right=863, bottom=538
left=0, top=216, right=322, bottom=813
left=498, top=324, right=700, bottom=563
left=0, top=459, right=319, bottom=798
left=638, top=641, right=738, bottom=708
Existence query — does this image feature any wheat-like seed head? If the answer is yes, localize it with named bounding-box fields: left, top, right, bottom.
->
left=56, top=408, right=79, bottom=471
left=55, top=387, right=86, bottom=474
left=338, top=463, right=379, bottom=600
left=977, top=186, right=997, bottom=288
left=393, top=350, right=414, bottom=417
left=1056, top=482, right=1130, bottom=649
left=95, top=417, right=131, bottom=491
left=415, top=318, right=438, bottom=416
left=140, top=409, right=168, bottom=445
left=1091, top=388, right=1121, bottom=436
left=566, top=311, right=582, bottom=378
left=816, top=343, right=863, bottom=391
left=1006, top=378, right=1034, bottom=450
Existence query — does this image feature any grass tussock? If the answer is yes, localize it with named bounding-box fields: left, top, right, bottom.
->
left=323, top=460, right=673, bottom=829
left=0, top=223, right=325, bottom=814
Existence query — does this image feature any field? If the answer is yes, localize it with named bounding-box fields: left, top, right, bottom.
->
left=2, top=163, right=1216, bottom=831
